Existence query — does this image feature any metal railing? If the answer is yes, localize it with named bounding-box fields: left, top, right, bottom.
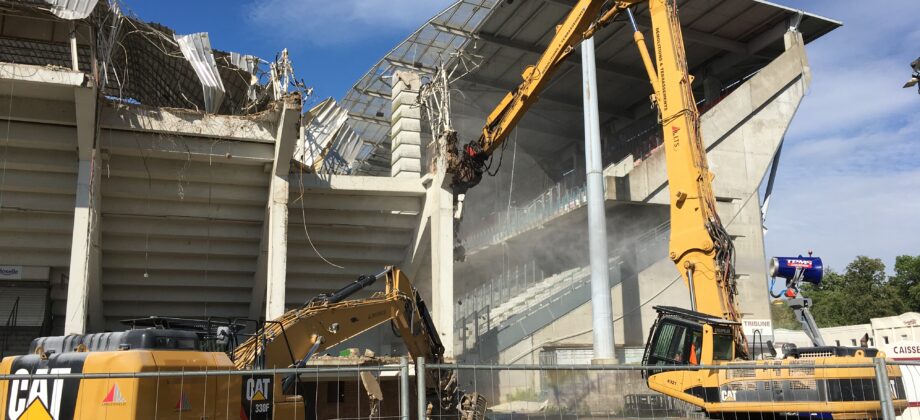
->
left=462, top=173, right=589, bottom=253
left=0, top=358, right=911, bottom=419
left=456, top=219, right=672, bottom=340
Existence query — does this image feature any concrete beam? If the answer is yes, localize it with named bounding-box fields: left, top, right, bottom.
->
left=0, top=96, right=76, bottom=125
left=287, top=226, right=413, bottom=247
left=65, top=85, right=103, bottom=334
left=286, top=193, right=422, bottom=213
left=710, top=20, right=790, bottom=75
left=288, top=209, right=419, bottom=230
left=101, top=215, right=261, bottom=241
left=456, top=74, right=630, bottom=118
left=0, top=121, right=76, bottom=151
left=263, top=96, right=302, bottom=320
left=450, top=109, right=581, bottom=142
left=472, top=31, right=646, bottom=82
left=100, top=130, right=275, bottom=164
left=634, top=23, right=748, bottom=55
left=103, top=197, right=264, bottom=222
left=0, top=63, right=85, bottom=89
left=100, top=102, right=279, bottom=143
left=289, top=173, right=424, bottom=196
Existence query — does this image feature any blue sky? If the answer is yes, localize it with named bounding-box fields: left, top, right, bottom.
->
left=122, top=0, right=920, bottom=273
left=760, top=0, right=920, bottom=272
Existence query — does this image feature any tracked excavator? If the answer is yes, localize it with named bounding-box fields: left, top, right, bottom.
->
left=0, top=267, right=485, bottom=420
left=444, top=0, right=906, bottom=417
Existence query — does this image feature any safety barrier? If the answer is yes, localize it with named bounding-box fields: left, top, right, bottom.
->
left=1, top=358, right=912, bottom=419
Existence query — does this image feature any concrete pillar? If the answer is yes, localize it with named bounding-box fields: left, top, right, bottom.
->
left=429, top=175, right=455, bottom=357
left=582, top=37, right=615, bottom=363
left=784, top=29, right=804, bottom=50
left=264, top=97, right=301, bottom=320
left=249, top=219, right=270, bottom=320
left=390, top=71, right=422, bottom=178
left=65, top=85, right=102, bottom=335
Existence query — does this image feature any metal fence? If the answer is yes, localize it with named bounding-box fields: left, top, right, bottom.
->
left=2, top=358, right=915, bottom=420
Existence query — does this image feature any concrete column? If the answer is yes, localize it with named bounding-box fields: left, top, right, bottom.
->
left=784, top=29, right=804, bottom=50
left=264, top=97, right=301, bottom=320
left=582, top=37, right=616, bottom=363
left=390, top=71, right=422, bottom=178
left=65, top=85, right=102, bottom=335
left=249, top=219, right=270, bottom=320
left=429, top=176, right=455, bottom=357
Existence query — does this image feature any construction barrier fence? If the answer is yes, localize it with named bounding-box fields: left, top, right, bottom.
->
left=2, top=358, right=918, bottom=419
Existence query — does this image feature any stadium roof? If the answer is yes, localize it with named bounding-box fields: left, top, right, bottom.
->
left=341, top=0, right=840, bottom=175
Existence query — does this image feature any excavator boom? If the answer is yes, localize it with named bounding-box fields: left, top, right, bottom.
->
left=444, top=0, right=905, bottom=417
left=450, top=0, right=630, bottom=193
left=448, top=0, right=743, bottom=346
left=233, top=267, right=482, bottom=418
left=233, top=267, right=442, bottom=370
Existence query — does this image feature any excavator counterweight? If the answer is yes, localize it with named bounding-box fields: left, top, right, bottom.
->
left=0, top=267, right=485, bottom=420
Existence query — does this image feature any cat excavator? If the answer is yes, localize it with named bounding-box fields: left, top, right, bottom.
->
left=0, top=267, right=485, bottom=420
left=445, top=0, right=907, bottom=417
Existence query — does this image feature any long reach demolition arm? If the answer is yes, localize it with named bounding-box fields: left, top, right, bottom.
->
left=447, top=0, right=746, bottom=353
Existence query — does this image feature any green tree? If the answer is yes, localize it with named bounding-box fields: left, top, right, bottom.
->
left=804, top=256, right=905, bottom=327
left=770, top=303, right=801, bottom=330
left=890, top=255, right=920, bottom=310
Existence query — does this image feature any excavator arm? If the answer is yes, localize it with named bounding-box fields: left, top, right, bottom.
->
left=635, top=1, right=744, bottom=348
left=450, top=0, right=631, bottom=194
left=233, top=267, right=442, bottom=370
left=448, top=0, right=744, bottom=348
left=233, top=267, right=483, bottom=418
left=440, top=1, right=908, bottom=416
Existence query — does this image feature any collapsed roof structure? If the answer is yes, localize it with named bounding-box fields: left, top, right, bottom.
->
left=0, top=0, right=428, bottom=343
left=0, top=0, right=371, bottom=174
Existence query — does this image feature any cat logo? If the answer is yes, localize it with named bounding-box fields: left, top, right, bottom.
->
left=101, top=383, right=126, bottom=405
left=720, top=389, right=737, bottom=402
left=6, top=368, right=71, bottom=420
left=242, top=376, right=273, bottom=419
left=174, top=390, right=191, bottom=412
left=246, top=378, right=271, bottom=402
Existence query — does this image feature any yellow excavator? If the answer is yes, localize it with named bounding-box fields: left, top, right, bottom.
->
left=0, top=267, right=484, bottom=420
left=446, top=0, right=907, bottom=418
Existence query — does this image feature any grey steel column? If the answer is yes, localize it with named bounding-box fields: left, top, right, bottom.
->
left=874, top=357, right=897, bottom=420
left=400, top=357, right=410, bottom=420
left=582, top=37, right=616, bottom=362
left=417, top=357, right=426, bottom=419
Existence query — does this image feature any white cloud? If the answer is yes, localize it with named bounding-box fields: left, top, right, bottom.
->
left=246, top=0, right=455, bottom=45
left=764, top=0, right=920, bottom=271
left=765, top=167, right=920, bottom=272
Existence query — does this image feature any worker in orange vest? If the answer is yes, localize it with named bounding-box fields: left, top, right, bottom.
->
left=689, top=336, right=701, bottom=365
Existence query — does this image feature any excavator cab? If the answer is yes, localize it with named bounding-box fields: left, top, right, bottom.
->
left=642, top=306, right=738, bottom=376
